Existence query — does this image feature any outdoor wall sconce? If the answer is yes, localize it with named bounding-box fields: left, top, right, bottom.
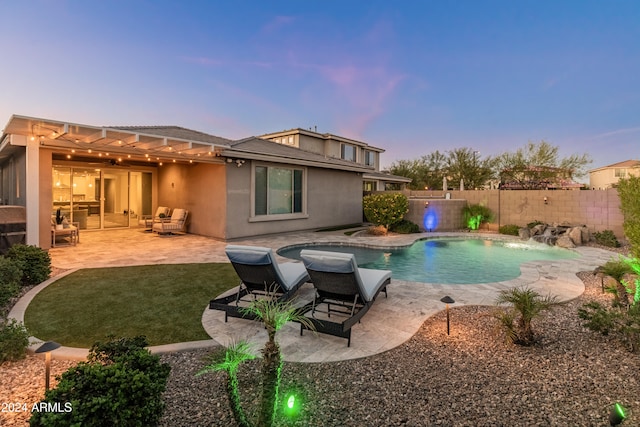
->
left=440, top=296, right=455, bottom=335
left=35, top=341, right=61, bottom=390
left=544, top=196, right=548, bottom=205
left=424, top=201, right=429, bottom=208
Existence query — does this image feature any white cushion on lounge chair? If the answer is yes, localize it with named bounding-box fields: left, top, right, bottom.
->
left=300, top=249, right=391, bottom=303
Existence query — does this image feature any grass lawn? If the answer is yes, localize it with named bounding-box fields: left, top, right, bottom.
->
left=24, top=263, right=238, bottom=347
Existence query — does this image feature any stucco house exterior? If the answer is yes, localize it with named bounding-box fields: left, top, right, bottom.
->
left=0, top=115, right=393, bottom=249
left=589, top=160, right=640, bottom=190
left=261, top=128, right=411, bottom=191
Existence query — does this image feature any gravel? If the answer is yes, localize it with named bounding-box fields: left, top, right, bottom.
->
left=3, top=246, right=639, bottom=426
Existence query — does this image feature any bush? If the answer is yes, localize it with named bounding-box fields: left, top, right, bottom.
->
left=6, top=244, right=51, bottom=286
left=0, top=257, right=22, bottom=308
left=390, top=219, right=420, bottom=234
left=593, top=230, right=621, bottom=248
left=0, top=318, right=29, bottom=364
left=527, top=220, right=544, bottom=228
left=579, top=301, right=640, bottom=353
left=617, top=175, right=640, bottom=258
left=30, top=336, right=171, bottom=427
left=363, top=193, right=409, bottom=232
left=499, top=224, right=520, bottom=236
left=463, top=204, right=493, bottom=230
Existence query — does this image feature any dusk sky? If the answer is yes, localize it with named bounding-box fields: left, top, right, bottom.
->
left=1, top=1, right=638, bottom=172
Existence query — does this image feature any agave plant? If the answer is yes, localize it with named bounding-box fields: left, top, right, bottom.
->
left=494, top=286, right=560, bottom=346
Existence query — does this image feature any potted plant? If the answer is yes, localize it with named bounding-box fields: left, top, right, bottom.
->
left=55, top=208, right=64, bottom=230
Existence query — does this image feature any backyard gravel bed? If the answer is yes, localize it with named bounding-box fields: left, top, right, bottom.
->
left=158, top=270, right=640, bottom=427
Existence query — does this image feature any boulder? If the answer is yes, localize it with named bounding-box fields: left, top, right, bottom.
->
left=568, top=227, right=583, bottom=246
left=531, top=224, right=546, bottom=236
left=556, top=235, right=576, bottom=249
left=580, top=226, right=591, bottom=243
left=518, top=228, right=531, bottom=240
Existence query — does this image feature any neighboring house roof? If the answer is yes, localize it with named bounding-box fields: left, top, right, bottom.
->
left=588, top=159, right=640, bottom=173
left=223, top=137, right=375, bottom=173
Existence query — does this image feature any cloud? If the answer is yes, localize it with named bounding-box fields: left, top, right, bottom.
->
left=589, top=126, right=640, bottom=140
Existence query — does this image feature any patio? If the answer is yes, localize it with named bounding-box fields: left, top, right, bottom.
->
left=22, top=228, right=618, bottom=362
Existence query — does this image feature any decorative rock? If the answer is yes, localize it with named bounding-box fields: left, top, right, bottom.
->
left=531, top=224, right=546, bottom=236
left=518, top=228, right=531, bottom=240
left=580, top=226, right=591, bottom=243
left=568, top=227, right=583, bottom=246
left=556, top=235, right=576, bottom=248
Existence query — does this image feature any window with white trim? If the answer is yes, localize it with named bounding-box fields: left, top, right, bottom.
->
left=255, top=166, right=304, bottom=215
left=615, top=168, right=627, bottom=178
left=364, top=150, right=375, bottom=166
left=341, top=144, right=356, bottom=162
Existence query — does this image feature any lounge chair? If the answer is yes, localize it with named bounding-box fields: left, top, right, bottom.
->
left=139, top=206, right=171, bottom=229
left=152, top=208, right=188, bottom=235
left=209, top=245, right=310, bottom=322
left=299, top=249, right=391, bottom=346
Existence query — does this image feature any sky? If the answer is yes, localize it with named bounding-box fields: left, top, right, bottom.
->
left=0, top=1, right=638, bottom=172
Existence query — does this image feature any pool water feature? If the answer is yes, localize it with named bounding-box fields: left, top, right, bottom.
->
left=278, top=238, right=579, bottom=284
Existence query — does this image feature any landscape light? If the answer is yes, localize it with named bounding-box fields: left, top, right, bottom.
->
left=609, top=402, right=626, bottom=426
left=35, top=341, right=61, bottom=390
left=440, top=296, right=455, bottom=335
left=283, top=391, right=301, bottom=418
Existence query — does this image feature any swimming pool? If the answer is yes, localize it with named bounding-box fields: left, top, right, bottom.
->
left=278, top=238, right=579, bottom=284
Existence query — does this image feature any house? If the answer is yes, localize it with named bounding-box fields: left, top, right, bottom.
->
left=589, top=160, right=640, bottom=190
left=0, top=115, right=389, bottom=248
left=260, top=128, right=411, bottom=191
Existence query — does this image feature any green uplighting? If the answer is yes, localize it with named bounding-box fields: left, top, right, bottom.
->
left=283, top=392, right=301, bottom=418
left=614, top=402, right=626, bottom=419
left=609, top=402, right=627, bottom=426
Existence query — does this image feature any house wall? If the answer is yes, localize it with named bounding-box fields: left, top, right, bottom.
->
left=225, top=161, right=363, bottom=239
left=401, top=189, right=625, bottom=238
left=157, top=162, right=226, bottom=238
left=39, top=149, right=53, bottom=248
left=590, top=167, right=640, bottom=189
left=297, top=134, right=326, bottom=156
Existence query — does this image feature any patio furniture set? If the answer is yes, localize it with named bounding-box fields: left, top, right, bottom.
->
left=139, top=206, right=189, bottom=235
left=210, top=245, right=391, bottom=347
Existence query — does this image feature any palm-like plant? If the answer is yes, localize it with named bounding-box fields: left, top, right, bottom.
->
left=494, top=286, right=560, bottom=346
left=199, top=289, right=315, bottom=427
left=241, top=296, right=315, bottom=426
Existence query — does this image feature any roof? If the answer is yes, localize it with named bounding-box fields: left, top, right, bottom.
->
left=109, top=125, right=232, bottom=146
left=223, top=137, right=375, bottom=173
left=363, top=170, right=412, bottom=183
left=261, top=128, right=385, bottom=153
left=589, top=159, right=640, bottom=173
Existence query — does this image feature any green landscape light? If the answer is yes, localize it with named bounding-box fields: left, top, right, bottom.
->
left=609, top=402, right=626, bottom=426
left=283, top=392, right=301, bottom=418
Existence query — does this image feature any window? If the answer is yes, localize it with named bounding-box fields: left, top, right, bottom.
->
left=365, top=150, right=375, bottom=166
left=615, top=168, right=627, bottom=178
left=254, top=166, right=304, bottom=216
left=341, top=144, right=356, bottom=162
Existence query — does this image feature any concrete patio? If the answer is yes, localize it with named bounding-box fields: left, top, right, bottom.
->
left=10, top=227, right=619, bottom=362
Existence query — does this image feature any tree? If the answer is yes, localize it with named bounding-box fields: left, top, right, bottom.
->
left=444, top=148, right=496, bottom=190
left=496, top=141, right=591, bottom=189
left=387, top=151, right=447, bottom=190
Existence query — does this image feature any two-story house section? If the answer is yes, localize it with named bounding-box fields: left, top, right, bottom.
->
left=261, top=128, right=411, bottom=191
left=589, top=160, right=640, bottom=189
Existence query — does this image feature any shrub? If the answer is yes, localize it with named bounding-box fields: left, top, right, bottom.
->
left=6, top=244, right=51, bottom=286
left=527, top=220, right=544, bottom=228
left=493, top=286, right=560, bottom=346
left=617, top=175, right=640, bottom=258
left=0, top=256, right=22, bottom=308
left=463, top=204, right=493, bottom=230
left=30, top=336, right=171, bottom=427
left=362, top=193, right=409, bottom=233
left=593, top=230, right=621, bottom=248
left=499, top=224, right=520, bottom=236
left=0, top=318, right=29, bottom=364
left=390, top=219, right=420, bottom=234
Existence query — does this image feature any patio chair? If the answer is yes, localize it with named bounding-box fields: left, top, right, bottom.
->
left=139, top=206, right=171, bottom=229
left=209, top=245, right=310, bottom=322
left=299, top=249, right=391, bottom=347
left=151, top=208, right=188, bottom=235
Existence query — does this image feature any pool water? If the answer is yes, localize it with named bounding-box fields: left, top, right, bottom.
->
left=278, top=238, right=579, bottom=284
